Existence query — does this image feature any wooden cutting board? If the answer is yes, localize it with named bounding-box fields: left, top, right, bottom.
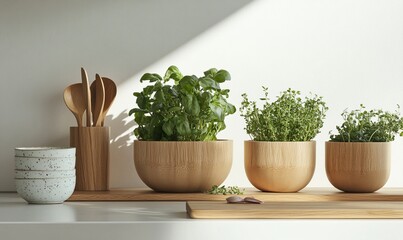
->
left=67, top=188, right=403, bottom=202
left=186, top=201, right=403, bottom=219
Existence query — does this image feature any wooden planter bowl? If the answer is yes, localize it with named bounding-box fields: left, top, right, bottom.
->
left=133, top=140, right=232, bottom=193
left=244, top=141, right=315, bottom=193
left=325, top=142, right=391, bottom=193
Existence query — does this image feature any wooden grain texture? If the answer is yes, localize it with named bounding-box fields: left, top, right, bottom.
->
left=99, top=77, right=117, bottom=126
left=186, top=201, right=403, bottom=219
left=63, top=83, right=85, bottom=127
left=133, top=140, right=232, bottom=193
left=81, top=67, right=92, bottom=127
left=67, top=188, right=403, bottom=201
left=326, top=142, right=391, bottom=193
left=91, top=74, right=105, bottom=127
left=70, top=127, right=110, bottom=191
left=244, top=141, right=315, bottom=192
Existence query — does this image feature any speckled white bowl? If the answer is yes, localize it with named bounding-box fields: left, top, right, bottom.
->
left=15, top=156, right=75, bottom=170
left=15, top=177, right=76, bottom=204
left=15, top=169, right=75, bottom=179
left=15, top=147, right=75, bottom=158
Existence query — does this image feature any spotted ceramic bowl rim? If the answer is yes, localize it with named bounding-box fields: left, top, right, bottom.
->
left=15, top=147, right=75, bottom=151
left=14, top=156, right=76, bottom=160
left=15, top=169, right=76, bottom=173
left=15, top=176, right=76, bottom=180
left=15, top=147, right=75, bottom=158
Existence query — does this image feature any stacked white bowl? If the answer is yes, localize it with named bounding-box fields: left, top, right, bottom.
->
left=14, top=147, right=76, bottom=204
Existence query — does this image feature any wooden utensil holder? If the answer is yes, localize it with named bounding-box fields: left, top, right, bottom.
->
left=70, top=127, right=110, bottom=191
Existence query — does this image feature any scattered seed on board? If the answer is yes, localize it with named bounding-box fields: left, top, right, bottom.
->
left=244, top=197, right=263, bottom=204
left=226, top=196, right=263, bottom=204
left=226, top=196, right=244, bottom=203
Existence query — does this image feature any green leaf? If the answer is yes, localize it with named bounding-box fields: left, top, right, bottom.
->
left=220, top=89, right=230, bottom=97
left=134, top=111, right=145, bottom=124
left=200, top=92, right=212, bottom=104
left=176, top=116, right=191, bottom=135
left=154, top=81, right=163, bottom=90
left=129, top=108, right=148, bottom=115
left=149, top=116, right=163, bottom=140
left=169, top=87, right=179, bottom=97
left=152, top=126, right=163, bottom=140
left=163, top=65, right=183, bottom=82
left=199, top=77, right=220, bottom=90
left=209, top=103, right=225, bottom=121
left=226, top=103, right=236, bottom=114
left=162, top=120, right=175, bottom=136
left=216, top=95, right=228, bottom=106
left=142, top=86, right=154, bottom=95
left=133, top=128, right=140, bottom=138
left=136, top=94, right=147, bottom=109
left=129, top=108, right=135, bottom=116
left=151, top=102, right=163, bottom=111
left=190, top=95, right=200, bottom=116
left=213, top=70, right=231, bottom=83
left=155, top=89, right=165, bottom=102
left=204, top=68, right=218, bottom=77
left=217, top=121, right=226, bottom=131
left=183, top=94, right=200, bottom=116
left=178, top=75, right=198, bottom=93
left=140, top=73, right=162, bottom=82
left=169, top=106, right=181, bottom=112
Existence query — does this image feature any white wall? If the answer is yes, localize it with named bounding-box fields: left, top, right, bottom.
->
left=1, top=0, right=403, bottom=191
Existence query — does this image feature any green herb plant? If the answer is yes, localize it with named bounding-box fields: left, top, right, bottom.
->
left=129, top=66, right=236, bottom=141
left=240, top=87, right=328, bottom=141
left=207, top=185, right=245, bottom=195
left=330, top=104, right=403, bottom=142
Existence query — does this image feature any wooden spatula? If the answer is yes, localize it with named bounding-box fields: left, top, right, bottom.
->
left=81, top=67, right=92, bottom=127
left=91, top=74, right=105, bottom=127
left=99, top=77, right=117, bottom=126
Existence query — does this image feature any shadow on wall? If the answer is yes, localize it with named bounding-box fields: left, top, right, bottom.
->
left=58, top=0, right=255, bottom=83
left=0, top=0, right=253, bottom=190
left=106, top=112, right=136, bottom=150
left=104, top=111, right=140, bottom=188
left=86, top=0, right=255, bottom=188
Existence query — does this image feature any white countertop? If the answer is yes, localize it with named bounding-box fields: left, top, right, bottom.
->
left=1, top=193, right=403, bottom=240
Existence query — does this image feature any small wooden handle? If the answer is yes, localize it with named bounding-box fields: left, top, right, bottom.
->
left=92, top=74, right=105, bottom=127
left=81, top=67, right=92, bottom=127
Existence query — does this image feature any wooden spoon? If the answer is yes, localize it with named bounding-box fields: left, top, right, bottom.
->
left=91, top=76, right=117, bottom=126
left=63, top=83, right=85, bottom=127
left=99, top=77, right=117, bottom=126
left=91, top=74, right=105, bottom=127
left=81, top=67, right=92, bottom=127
